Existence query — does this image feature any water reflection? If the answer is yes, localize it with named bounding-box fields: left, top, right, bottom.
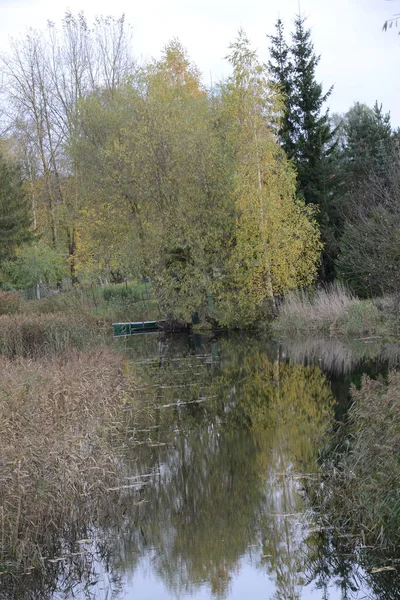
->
left=117, top=334, right=335, bottom=599
left=280, top=335, right=400, bottom=376
left=3, top=333, right=400, bottom=599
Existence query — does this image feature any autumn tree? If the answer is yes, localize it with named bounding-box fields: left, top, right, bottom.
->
left=1, top=12, right=134, bottom=281
left=213, top=30, right=321, bottom=326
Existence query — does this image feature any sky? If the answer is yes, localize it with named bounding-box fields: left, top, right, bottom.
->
left=0, top=0, right=399, bottom=124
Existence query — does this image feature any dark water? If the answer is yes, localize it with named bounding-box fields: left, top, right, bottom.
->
left=7, top=333, right=400, bottom=599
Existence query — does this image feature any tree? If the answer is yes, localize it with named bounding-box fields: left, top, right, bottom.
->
left=0, top=153, right=31, bottom=263
left=213, top=30, right=321, bottom=325
left=290, top=15, right=335, bottom=208
left=339, top=102, right=392, bottom=200
left=268, top=15, right=336, bottom=280
left=72, top=34, right=321, bottom=325
left=1, top=12, right=134, bottom=281
left=267, top=19, right=295, bottom=159
left=336, top=150, right=400, bottom=297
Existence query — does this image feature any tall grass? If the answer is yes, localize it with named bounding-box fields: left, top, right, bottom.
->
left=274, top=283, right=384, bottom=337
left=0, top=349, right=134, bottom=574
left=0, top=313, right=107, bottom=357
left=308, top=371, right=400, bottom=550
left=22, top=282, right=159, bottom=323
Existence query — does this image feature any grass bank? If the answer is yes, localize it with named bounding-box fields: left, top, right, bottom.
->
left=0, top=348, right=135, bottom=575
left=308, top=371, right=400, bottom=550
left=273, top=284, right=394, bottom=338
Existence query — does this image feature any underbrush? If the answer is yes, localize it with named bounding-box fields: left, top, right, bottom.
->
left=308, top=371, right=400, bottom=550
left=274, top=284, right=386, bottom=337
left=0, top=349, right=135, bottom=575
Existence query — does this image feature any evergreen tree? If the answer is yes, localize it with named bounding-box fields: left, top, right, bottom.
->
left=0, top=154, right=31, bottom=263
left=269, top=15, right=336, bottom=279
left=267, top=19, right=295, bottom=159
left=342, top=102, right=392, bottom=195
left=290, top=14, right=334, bottom=208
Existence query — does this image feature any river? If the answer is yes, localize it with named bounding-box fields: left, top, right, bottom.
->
left=6, top=332, right=400, bottom=599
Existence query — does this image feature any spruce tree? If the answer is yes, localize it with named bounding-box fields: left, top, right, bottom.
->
left=290, top=14, right=334, bottom=208
left=269, top=15, right=336, bottom=279
left=0, top=155, right=31, bottom=262
left=267, top=19, right=295, bottom=159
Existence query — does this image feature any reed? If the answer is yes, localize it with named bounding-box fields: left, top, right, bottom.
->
left=0, top=348, right=135, bottom=574
left=274, top=283, right=384, bottom=337
left=308, top=371, right=400, bottom=550
left=0, top=312, right=107, bottom=357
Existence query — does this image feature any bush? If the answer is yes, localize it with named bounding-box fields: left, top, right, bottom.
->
left=0, top=290, right=20, bottom=315
left=336, top=299, right=382, bottom=336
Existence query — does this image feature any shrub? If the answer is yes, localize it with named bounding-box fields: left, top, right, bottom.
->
left=336, top=299, right=382, bottom=336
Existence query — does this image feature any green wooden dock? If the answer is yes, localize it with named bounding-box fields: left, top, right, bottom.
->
left=113, top=321, right=165, bottom=336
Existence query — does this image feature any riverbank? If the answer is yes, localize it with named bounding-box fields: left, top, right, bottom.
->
left=307, top=370, right=400, bottom=552
left=273, top=284, right=399, bottom=338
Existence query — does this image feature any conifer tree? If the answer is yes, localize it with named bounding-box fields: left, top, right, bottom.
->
left=290, top=14, right=334, bottom=208
left=269, top=15, right=336, bottom=279
left=267, top=19, right=295, bottom=159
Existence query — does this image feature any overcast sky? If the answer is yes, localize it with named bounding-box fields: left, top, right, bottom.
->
left=0, top=0, right=399, bottom=124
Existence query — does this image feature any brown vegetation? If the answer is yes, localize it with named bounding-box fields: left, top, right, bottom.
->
left=274, top=283, right=385, bottom=337
left=0, top=312, right=107, bottom=358
left=0, top=349, right=134, bottom=573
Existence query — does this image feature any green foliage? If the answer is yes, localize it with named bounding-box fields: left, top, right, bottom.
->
left=267, top=19, right=295, bottom=158
left=268, top=15, right=336, bottom=279
left=336, top=102, right=392, bottom=202
left=336, top=154, right=400, bottom=297
left=102, top=283, right=139, bottom=302
left=290, top=15, right=335, bottom=207
left=335, top=299, right=381, bottom=336
left=0, top=154, right=31, bottom=263
left=3, top=244, right=66, bottom=290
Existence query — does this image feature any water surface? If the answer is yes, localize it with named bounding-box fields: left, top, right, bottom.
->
left=7, top=333, right=400, bottom=599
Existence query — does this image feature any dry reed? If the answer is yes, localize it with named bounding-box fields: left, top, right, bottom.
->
left=0, top=348, right=134, bottom=574
left=0, top=313, right=107, bottom=357
left=274, top=283, right=383, bottom=337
